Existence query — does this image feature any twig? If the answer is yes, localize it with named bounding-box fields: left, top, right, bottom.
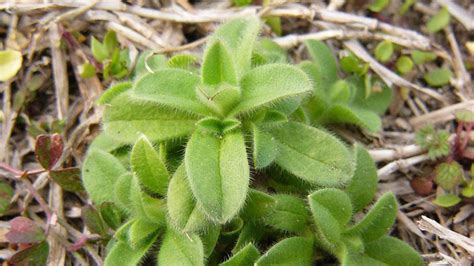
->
left=154, top=37, right=208, bottom=54
left=114, top=11, right=168, bottom=48
left=49, top=23, right=69, bottom=120
left=52, top=0, right=99, bottom=24
left=55, top=218, right=103, bottom=265
left=378, top=154, right=430, bottom=180
left=397, top=211, right=427, bottom=239
left=369, top=144, right=424, bottom=162
left=21, top=174, right=53, bottom=234
left=311, top=8, right=432, bottom=48
left=417, top=216, right=474, bottom=254
left=47, top=182, right=66, bottom=266
left=0, top=1, right=126, bottom=13
left=274, top=29, right=430, bottom=50
left=127, top=4, right=257, bottom=23
left=409, top=99, right=474, bottom=129
left=343, top=40, right=448, bottom=104
left=106, top=21, right=160, bottom=50
left=445, top=26, right=472, bottom=99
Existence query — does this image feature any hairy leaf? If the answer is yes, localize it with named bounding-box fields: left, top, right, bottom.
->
left=98, top=82, right=132, bottom=105
left=157, top=227, right=204, bottom=266
left=233, top=223, right=266, bottom=253
left=260, top=110, right=289, bottom=127
left=167, top=54, right=198, bottom=69
left=309, top=189, right=353, bottom=228
left=131, top=136, right=169, bottom=195
left=103, top=93, right=197, bottom=143
left=304, top=40, right=338, bottom=90
left=212, top=17, right=260, bottom=77
left=133, top=51, right=167, bottom=78
left=272, top=122, right=354, bottom=187
left=365, top=236, right=423, bottom=266
left=255, top=237, right=313, bottom=266
left=232, top=64, right=311, bottom=115
left=266, top=194, right=309, bottom=233
left=240, top=189, right=275, bottom=221
left=345, top=145, right=378, bottom=213
left=202, top=40, right=238, bottom=86
left=324, top=105, right=382, bottom=132
left=100, top=202, right=122, bottom=230
left=220, top=243, right=260, bottom=266
left=201, top=225, right=221, bottom=257
left=349, top=76, right=392, bottom=115
left=129, top=177, right=167, bottom=222
left=185, top=130, right=250, bottom=222
left=329, top=80, right=352, bottom=104
left=167, top=165, right=208, bottom=232
left=253, top=39, right=287, bottom=66
left=128, top=218, right=161, bottom=248
left=252, top=125, right=278, bottom=169
left=133, top=69, right=208, bottom=115
left=341, top=251, right=385, bottom=266
left=345, top=192, right=397, bottom=242
left=82, top=149, right=127, bottom=203
left=114, top=173, right=133, bottom=212
left=104, top=232, right=159, bottom=266
left=299, top=61, right=328, bottom=103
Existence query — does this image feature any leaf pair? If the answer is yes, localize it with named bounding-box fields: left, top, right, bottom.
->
left=308, top=189, right=422, bottom=265
left=304, top=145, right=422, bottom=264
left=35, top=134, right=83, bottom=192
left=91, top=31, right=130, bottom=80
left=301, top=40, right=392, bottom=132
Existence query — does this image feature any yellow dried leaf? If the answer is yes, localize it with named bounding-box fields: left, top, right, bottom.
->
left=0, top=50, right=22, bottom=81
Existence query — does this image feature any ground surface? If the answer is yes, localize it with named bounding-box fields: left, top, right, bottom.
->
left=0, top=0, right=473, bottom=265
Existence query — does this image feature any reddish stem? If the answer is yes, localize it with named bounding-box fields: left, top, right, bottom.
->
left=20, top=172, right=53, bottom=235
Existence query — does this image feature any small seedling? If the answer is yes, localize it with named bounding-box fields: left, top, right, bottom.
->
left=300, top=40, right=392, bottom=132
left=415, top=110, right=474, bottom=207
left=90, top=31, right=130, bottom=80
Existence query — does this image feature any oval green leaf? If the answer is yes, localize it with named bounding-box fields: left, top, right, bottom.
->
left=185, top=130, right=250, bottom=223
left=272, top=122, right=354, bottom=187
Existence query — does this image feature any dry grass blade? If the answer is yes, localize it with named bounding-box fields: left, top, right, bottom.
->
left=417, top=216, right=474, bottom=255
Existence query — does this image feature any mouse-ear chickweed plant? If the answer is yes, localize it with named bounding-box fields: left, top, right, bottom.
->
left=300, top=40, right=392, bottom=132
left=81, top=17, right=422, bottom=265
